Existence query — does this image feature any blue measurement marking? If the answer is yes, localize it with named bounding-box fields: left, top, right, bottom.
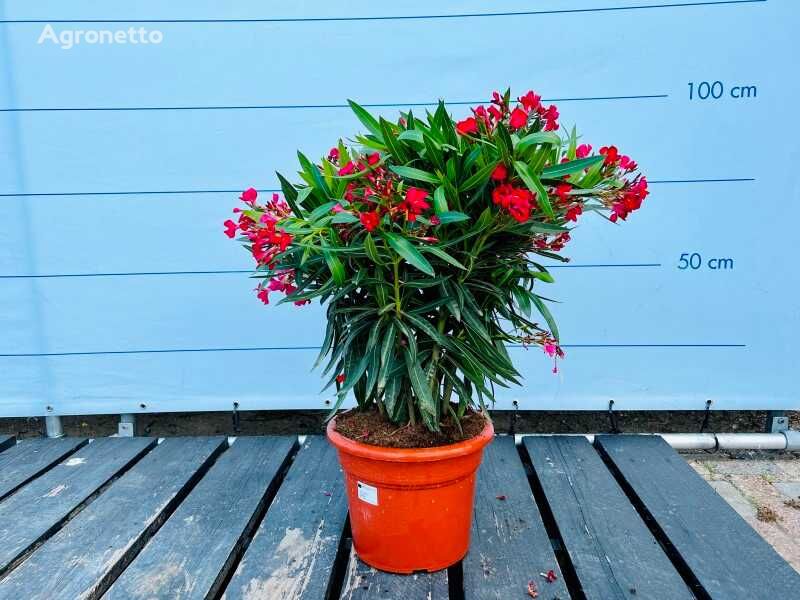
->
left=0, top=178, right=754, bottom=198
left=0, top=343, right=746, bottom=357
left=0, top=264, right=661, bottom=279
left=0, top=1, right=766, bottom=24
left=0, top=94, right=667, bottom=113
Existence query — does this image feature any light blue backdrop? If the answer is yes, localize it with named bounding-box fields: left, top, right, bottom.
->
left=1, top=0, right=797, bottom=417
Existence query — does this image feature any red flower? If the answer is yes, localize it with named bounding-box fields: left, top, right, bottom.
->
left=554, top=183, right=572, bottom=203
left=519, top=90, right=542, bottom=112
left=487, top=105, right=503, bottom=121
left=366, top=152, right=380, bottom=166
left=576, top=144, right=592, bottom=159
left=256, top=288, right=269, bottom=304
left=619, top=155, right=637, bottom=172
left=600, top=145, right=619, bottom=165
left=491, top=164, right=508, bottom=181
left=565, top=204, right=582, bottom=222
left=544, top=570, right=558, bottom=583
left=509, top=107, right=528, bottom=130
left=223, top=219, right=238, bottom=238
left=430, top=215, right=441, bottom=226
left=336, top=374, right=345, bottom=384
left=402, top=187, right=430, bottom=221
left=360, top=211, right=380, bottom=231
left=541, top=105, right=559, bottom=131
left=456, top=117, right=478, bottom=135
left=492, top=184, right=534, bottom=223
left=327, top=148, right=339, bottom=162
left=240, top=187, right=258, bottom=205
left=338, top=161, right=356, bottom=176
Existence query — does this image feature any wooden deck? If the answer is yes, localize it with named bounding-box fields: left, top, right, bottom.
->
left=0, top=434, right=797, bottom=599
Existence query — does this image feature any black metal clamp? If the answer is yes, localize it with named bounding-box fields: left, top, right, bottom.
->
left=608, top=400, right=621, bottom=434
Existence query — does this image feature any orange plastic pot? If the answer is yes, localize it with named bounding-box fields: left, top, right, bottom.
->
left=326, top=415, right=494, bottom=573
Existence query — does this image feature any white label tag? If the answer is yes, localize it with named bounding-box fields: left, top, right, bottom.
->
left=357, top=481, right=378, bottom=506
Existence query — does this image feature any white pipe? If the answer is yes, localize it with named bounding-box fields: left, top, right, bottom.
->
left=515, top=431, right=800, bottom=451
left=44, top=415, right=64, bottom=438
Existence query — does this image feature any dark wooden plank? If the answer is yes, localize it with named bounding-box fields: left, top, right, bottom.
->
left=523, top=435, right=693, bottom=600
left=0, top=436, right=15, bottom=453
left=223, top=436, right=348, bottom=600
left=0, top=438, right=88, bottom=501
left=0, top=436, right=154, bottom=576
left=0, top=437, right=225, bottom=600
left=597, top=434, right=800, bottom=599
left=339, top=547, right=448, bottom=600
left=463, top=436, right=569, bottom=600
left=105, top=436, right=296, bottom=600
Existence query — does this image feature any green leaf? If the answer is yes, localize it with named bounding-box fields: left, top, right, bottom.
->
left=364, top=233, right=383, bottom=265
left=513, top=161, right=554, bottom=219
left=331, top=211, right=359, bottom=224
left=403, top=349, right=438, bottom=430
left=422, top=246, right=466, bottom=270
left=460, top=161, right=496, bottom=192
left=297, top=151, right=332, bottom=200
left=308, top=201, right=339, bottom=223
left=433, top=186, right=449, bottom=214
left=347, top=100, right=384, bottom=142
left=541, top=155, right=604, bottom=179
left=321, top=241, right=346, bottom=285
left=398, top=130, right=424, bottom=144
left=276, top=172, right=304, bottom=217
left=516, top=131, right=561, bottom=151
left=382, top=232, right=435, bottom=276
left=436, top=211, right=470, bottom=224
left=532, top=294, right=560, bottom=342
left=388, top=165, right=440, bottom=185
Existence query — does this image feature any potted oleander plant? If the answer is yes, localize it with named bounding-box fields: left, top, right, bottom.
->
left=224, top=89, right=647, bottom=573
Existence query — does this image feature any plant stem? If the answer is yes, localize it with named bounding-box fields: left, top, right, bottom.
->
left=393, top=257, right=402, bottom=318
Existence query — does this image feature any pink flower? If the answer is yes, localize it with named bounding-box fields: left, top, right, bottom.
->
left=256, top=288, right=269, bottom=304
left=509, top=107, right=528, bottom=130
left=366, top=152, right=380, bottom=166
left=223, top=219, right=237, bottom=238
left=240, top=187, right=258, bottom=205
left=331, top=203, right=345, bottom=213
left=575, top=144, right=592, bottom=159
left=430, top=215, right=441, bottom=226
left=327, top=147, right=339, bottom=162
left=338, top=161, right=356, bottom=176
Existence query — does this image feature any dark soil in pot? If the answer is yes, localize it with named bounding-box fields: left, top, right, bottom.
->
left=334, top=407, right=487, bottom=448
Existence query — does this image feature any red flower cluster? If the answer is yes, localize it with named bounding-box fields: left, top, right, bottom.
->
left=610, top=177, right=649, bottom=222
left=455, top=89, right=559, bottom=136
left=492, top=183, right=535, bottom=223
left=224, top=188, right=308, bottom=306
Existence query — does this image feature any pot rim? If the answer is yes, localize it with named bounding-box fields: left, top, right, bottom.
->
left=326, top=413, right=494, bottom=463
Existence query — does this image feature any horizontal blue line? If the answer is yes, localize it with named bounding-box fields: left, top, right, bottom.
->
left=0, top=1, right=765, bottom=24
left=649, top=178, right=755, bottom=183
left=0, top=343, right=747, bottom=357
left=0, top=264, right=662, bottom=279
left=0, top=179, right=754, bottom=198
left=0, top=95, right=668, bottom=113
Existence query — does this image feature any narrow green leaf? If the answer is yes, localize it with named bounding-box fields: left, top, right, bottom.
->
left=532, top=294, right=560, bottom=341
left=347, top=100, right=384, bottom=142
left=388, top=165, right=440, bottom=185
left=422, top=245, right=466, bottom=270
left=514, top=161, right=554, bottom=219
left=382, top=232, right=435, bottom=276
left=516, top=131, right=561, bottom=151
left=541, top=155, right=604, bottom=179
left=433, top=186, right=449, bottom=214
left=436, top=211, right=470, bottom=224
left=331, top=212, right=359, bottom=224
left=276, top=172, right=304, bottom=217
left=403, top=349, right=438, bottom=430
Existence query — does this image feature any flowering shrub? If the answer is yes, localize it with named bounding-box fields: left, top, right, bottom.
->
left=225, top=89, right=647, bottom=432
